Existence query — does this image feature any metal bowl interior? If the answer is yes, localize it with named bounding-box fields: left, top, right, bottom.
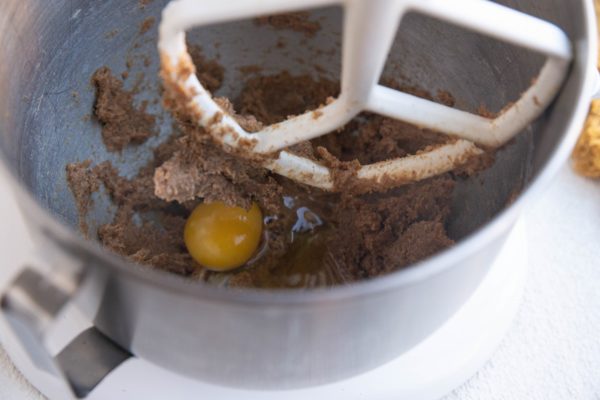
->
left=0, top=0, right=593, bottom=296
left=0, top=0, right=593, bottom=284
left=2, top=0, right=567, bottom=253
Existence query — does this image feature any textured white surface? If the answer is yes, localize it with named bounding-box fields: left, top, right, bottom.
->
left=0, top=165, right=599, bottom=399
left=449, top=166, right=600, bottom=399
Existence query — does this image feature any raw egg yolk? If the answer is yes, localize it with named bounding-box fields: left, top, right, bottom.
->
left=184, top=202, right=263, bottom=271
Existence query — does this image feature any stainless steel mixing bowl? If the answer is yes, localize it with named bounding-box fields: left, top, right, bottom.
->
left=0, top=0, right=597, bottom=393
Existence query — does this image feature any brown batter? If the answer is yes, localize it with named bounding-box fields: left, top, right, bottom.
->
left=66, top=160, right=99, bottom=235
left=188, top=45, right=225, bottom=93
left=68, top=49, right=490, bottom=289
left=254, top=12, right=322, bottom=37
left=139, top=17, right=156, bottom=35
left=92, top=67, right=156, bottom=152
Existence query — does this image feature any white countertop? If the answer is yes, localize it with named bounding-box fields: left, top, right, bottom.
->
left=1, top=165, right=600, bottom=400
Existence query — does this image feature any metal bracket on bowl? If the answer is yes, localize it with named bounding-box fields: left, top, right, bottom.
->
left=1, top=267, right=131, bottom=399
